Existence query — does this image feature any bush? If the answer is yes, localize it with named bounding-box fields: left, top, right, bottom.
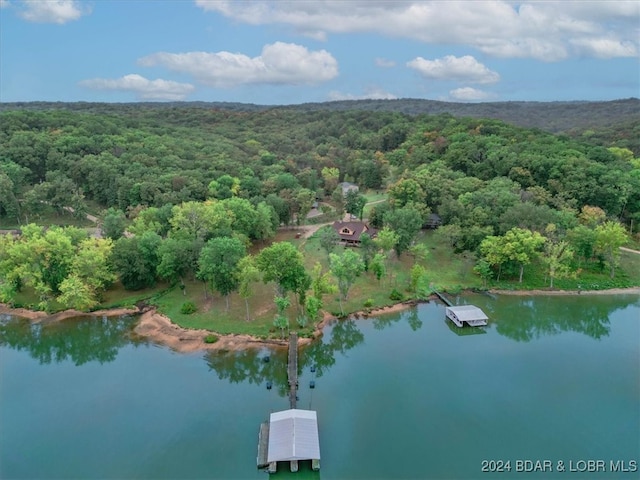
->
left=389, top=288, right=404, bottom=301
left=204, top=334, right=218, bottom=344
left=363, top=298, right=374, bottom=308
left=180, top=301, right=197, bottom=314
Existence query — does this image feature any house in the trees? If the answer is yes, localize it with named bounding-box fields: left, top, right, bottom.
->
left=425, top=213, right=442, bottom=229
left=338, top=181, right=359, bottom=197
left=332, top=220, right=377, bottom=246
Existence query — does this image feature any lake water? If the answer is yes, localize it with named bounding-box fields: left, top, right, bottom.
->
left=1, top=293, right=639, bottom=479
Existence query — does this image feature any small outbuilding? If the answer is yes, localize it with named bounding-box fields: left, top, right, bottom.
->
left=263, top=409, right=320, bottom=473
left=445, top=305, right=488, bottom=327
left=338, top=181, right=359, bottom=196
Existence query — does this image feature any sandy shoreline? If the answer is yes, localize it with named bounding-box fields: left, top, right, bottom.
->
left=2, top=287, right=638, bottom=352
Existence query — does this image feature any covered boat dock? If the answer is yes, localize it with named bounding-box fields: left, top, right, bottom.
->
left=258, top=408, right=321, bottom=473
left=445, top=305, right=488, bottom=327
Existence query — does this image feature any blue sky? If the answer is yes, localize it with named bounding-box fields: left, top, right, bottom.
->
left=1, top=0, right=638, bottom=104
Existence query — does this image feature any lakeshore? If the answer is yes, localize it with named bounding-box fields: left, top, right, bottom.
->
left=3, top=293, right=638, bottom=479
left=2, top=287, right=639, bottom=354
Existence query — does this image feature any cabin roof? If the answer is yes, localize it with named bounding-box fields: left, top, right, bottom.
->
left=267, top=409, right=320, bottom=462
left=332, top=221, right=376, bottom=242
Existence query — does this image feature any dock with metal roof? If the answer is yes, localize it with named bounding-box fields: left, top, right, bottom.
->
left=445, top=305, right=488, bottom=327
left=257, top=332, right=321, bottom=473
left=263, top=409, right=321, bottom=473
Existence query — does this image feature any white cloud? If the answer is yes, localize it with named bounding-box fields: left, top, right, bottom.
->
left=449, top=87, right=493, bottom=102
left=79, top=74, right=195, bottom=101
left=375, top=57, right=396, bottom=68
left=138, top=42, right=338, bottom=87
left=327, top=88, right=398, bottom=101
left=407, top=55, right=500, bottom=84
left=570, top=37, right=638, bottom=59
left=195, top=1, right=639, bottom=61
left=18, top=0, right=88, bottom=24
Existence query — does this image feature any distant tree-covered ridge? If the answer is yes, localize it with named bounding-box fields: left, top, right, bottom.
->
left=1, top=97, right=638, bottom=135
left=1, top=104, right=637, bottom=226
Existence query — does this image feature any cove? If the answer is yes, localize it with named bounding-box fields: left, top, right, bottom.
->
left=1, top=293, right=638, bottom=479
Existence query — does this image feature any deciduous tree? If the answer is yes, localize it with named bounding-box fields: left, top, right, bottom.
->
left=197, top=236, right=246, bottom=310
left=329, top=249, right=365, bottom=315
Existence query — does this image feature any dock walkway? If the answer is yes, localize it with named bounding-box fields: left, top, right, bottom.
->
left=256, top=422, right=270, bottom=468
left=288, top=332, right=298, bottom=408
left=433, top=290, right=453, bottom=307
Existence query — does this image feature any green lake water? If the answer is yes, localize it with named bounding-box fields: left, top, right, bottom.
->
left=1, top=293, right=639, bottom=479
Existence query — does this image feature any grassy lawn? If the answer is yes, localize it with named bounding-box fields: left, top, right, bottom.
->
left=362, top=191, right=387, bottom=204
left=0, top=210, right=95, bottom=230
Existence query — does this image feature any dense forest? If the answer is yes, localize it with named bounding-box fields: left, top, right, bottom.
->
left=0, top=100, right=638, bottom=316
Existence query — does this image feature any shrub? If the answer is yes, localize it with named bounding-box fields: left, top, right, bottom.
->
left=180, top=301, right=196, bottom=314
left=363, top=298, right=374, bottom=308
left=204, top=334, right=218, bottom=344
left=389, top=288, right=404, bottom=301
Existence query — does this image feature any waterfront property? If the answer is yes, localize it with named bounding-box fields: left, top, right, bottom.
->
left=258, top=409, right=321, bottom=473
left=445, top=305, right=489, bottom=327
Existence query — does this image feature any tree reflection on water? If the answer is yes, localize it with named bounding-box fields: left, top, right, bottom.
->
left=0, top=314, right=142, bottom=365
left=205, top=318, right=366, bottom=395
left=487, top=294, right=640, bottom=342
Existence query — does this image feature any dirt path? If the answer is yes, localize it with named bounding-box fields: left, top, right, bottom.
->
left=620, top=246, right=640, bottom=255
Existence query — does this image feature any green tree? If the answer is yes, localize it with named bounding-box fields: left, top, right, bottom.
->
left=501, top=227, right=546, bottom=283
left=409, top=264, right=427, bottom=293
left=370, top=253, right=387, bottom=283
left=318, top=226, right=340, bottom=258
left=237, top=255, right=261, bottom=321
left=594, top=221, right=628, bottom=278
left=473, top=259, right=494, bottom=288
left=157, top=237, right=197, bottom=293
left=541, top=240, right=575, bottom=288
left=407, top=243, right=430, bottom=266
left=344, top=189, right=367, bottom=220
left=359, top=232, right=376, bottom=271
left=208, top=174, right=240, bottom=200
left=111, top=232, right=160, bottom=290
left=273, top=295, right=291, bottom=339
left=256, top=241, right=309, bottom=297
left=387, top=178, right=425, bottom=209
left=329, top=249, right=365, bottom=315
left=374, top=227, right=399, bottom=258
left=198, top=236, right=246, bottom=309
left=57, top=274, right=96, bottom=311
left=321, top=167, right=340, bottom=196
left=311, top=262, right=337, bottom=301
left=101, top=207, right=127, bottom=240
left=71, top=238, right=116, bottom=300
left=383, top=205, right=423, bottom=256
left=305, top=296, right=323, bottom=323
left=295, top=188, right=315, bottom=225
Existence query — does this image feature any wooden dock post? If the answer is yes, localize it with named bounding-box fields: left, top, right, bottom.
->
left=288, top=332, right=298, bottom=409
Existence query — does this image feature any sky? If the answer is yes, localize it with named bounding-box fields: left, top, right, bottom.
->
left=0, top=0, right=639, bottom=105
